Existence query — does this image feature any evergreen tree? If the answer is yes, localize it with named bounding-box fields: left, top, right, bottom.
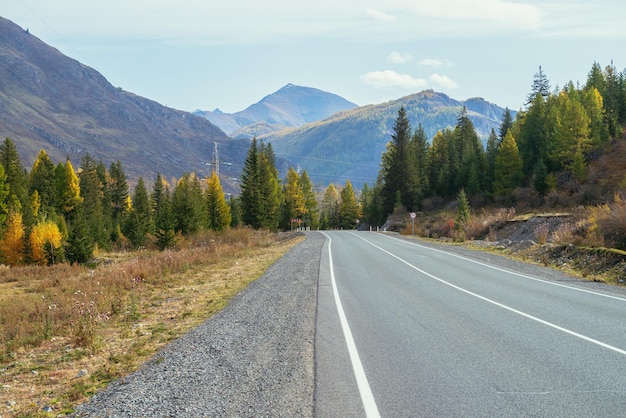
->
left=381, top=107, right=418, bottom=217
left=298, top=170, right=319, bottom=229
left=493, top=130, right=524, bottom=196
left=499, top=108, right=514, bottom=143
left=453, top=108, right=485, bottom=195
left=152, top=173, right=176, bottom=250
left=0, top=138, right=29, bottom=221
left=65, top=207, right=94, bottom=264
left=517, top=93, right=549, bottom=176
left=56, top=159, right=82, bottom=220
left=240, top=138, right=262, bottom=228
left=29, top=149, right=57, bottom=217
left=532, top=158, right=550, bottom=196
left=109, top=160, right=130, bottom=233
left=124, top=177, right=152, bottom=247
left=411, top=123, right=430, bottom=203
left=548, top=84, right=591, bottom=171
left=320, top=183, right=340, bottom=229
left=455, top=188, right=470, bottom=231
left=485, top=129, right=499, bottom=194
left=338, top=180, right=359, bottom=229
left=0, top=163, right=8, bottom=227
left=78, top=154, right=109, bottom=250
left=205, top=171, right=231, bottom=232
left=172, top=173, right=205, bottom=236
left=257, top=143, right=281, bottom=230
left=526, top=65, right=551, bottom=105
left=228, top=196, right=241, bottom=228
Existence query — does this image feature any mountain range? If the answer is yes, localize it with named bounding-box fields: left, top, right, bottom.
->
left=1, top=15, right=512, bottom=192
left=193, top=84, right=358, bottom=139
left=0, top=16, right=249, bottom=191
left=264, top=91, right=513, bottom=187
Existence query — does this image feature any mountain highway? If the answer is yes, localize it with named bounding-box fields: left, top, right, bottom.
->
left=315, top=231, right=626, bottom=417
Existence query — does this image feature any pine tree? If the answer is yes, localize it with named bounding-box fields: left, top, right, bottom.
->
left=485, top=129, right=499, bottom=194
left=205, top=171, right=231, bottom=232
left=455, top=188, right=470, bottom=231
left=257, top=143, right=281, bottom=230
left=109, top=160, right=130, bottom=231
left=152, top=173, right=176, bottom=250
left=453, top=107, right=485, bottom=195
left=411, top=123, right=430, bottom=203
left=381, top=107, right=418, bottom=217
left=229, top=196, right=242, bottom=228
left=65, top=207, right=94, bottom=264
left=0, top=163, right=8, bottom=227
left=493, top=130, right=524, bottom=196
left=0, top=138, right=29, bottom=221
left=172, top=173, right=205, bottom=236
left=526, top=65, right=551, bottom=106
left=499, top=108, right=514, bottom=143
left=124, top=177, right=152, bottom=247
left=338, top=179, right=358, bottom=229
left=532, top=158, right=549, bottom=196
left=29, top=149, right=57, bottom=217
left=240, top=138, right=262, bottom=228
left=78, top=154, right=109, bottom=250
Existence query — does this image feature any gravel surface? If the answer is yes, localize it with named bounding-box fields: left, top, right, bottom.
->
left=73, top=232, right=325, bottom=418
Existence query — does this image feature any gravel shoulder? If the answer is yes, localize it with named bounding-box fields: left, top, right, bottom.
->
left=73, top=232, right=325, bottom=417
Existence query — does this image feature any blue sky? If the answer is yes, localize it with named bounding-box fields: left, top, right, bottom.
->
left=4, top=0, right=626, bottom=114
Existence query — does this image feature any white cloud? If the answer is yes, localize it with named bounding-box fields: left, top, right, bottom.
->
left=388, top=51, right=412, bottom=64
left=366, top=7, right=396, bottom=22
left=429, top=74, right=458, bottom=90
left=360, top=71, right=428, bottom=89
left=418, top=58, right=444, bottom=68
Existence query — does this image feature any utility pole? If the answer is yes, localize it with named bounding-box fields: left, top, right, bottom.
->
left=212, top=142, right=219, bottom=177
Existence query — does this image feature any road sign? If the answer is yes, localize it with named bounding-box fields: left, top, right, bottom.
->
left=410, top=212, right=416, bottom=219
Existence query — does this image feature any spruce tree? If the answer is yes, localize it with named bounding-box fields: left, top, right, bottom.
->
left=0, top=138, right=29, bottom=221
left=240, top=138, right=261, bottom=228
left=29, top=149, right=57, bottom=217
left=381, top=107, right=418, bottom=217
left=124, top=177, right=152, bottom=247
left=152, top=173, right=176, bottom=250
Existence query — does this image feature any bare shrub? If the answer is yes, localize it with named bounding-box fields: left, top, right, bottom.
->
left=534, top=223, right=549, bottom=245
left=551, top=222, right=576, bottom=245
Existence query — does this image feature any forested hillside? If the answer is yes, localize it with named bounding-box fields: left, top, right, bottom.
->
left=358, top=62, right=626, bottom=229
left=267, top=90, right=511, bottom=187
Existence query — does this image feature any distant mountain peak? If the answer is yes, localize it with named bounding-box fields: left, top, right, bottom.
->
left=197, top=84, right=358, bottom=137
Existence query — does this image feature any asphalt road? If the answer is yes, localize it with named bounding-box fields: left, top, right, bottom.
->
left=315, top=231, right=626, bottom=417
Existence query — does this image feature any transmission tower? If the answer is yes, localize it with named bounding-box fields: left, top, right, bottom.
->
left=211, top=142, right=219, bottom=177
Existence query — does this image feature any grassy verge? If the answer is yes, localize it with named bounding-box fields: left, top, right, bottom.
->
left=0, top=228, right=304, bottom=417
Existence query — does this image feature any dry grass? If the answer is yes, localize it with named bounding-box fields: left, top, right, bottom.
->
left=0, top=228, right=303, bottom=416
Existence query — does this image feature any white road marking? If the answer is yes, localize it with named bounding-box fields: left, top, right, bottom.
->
left=384, top=233, right=626, bottom=302
left=321, top=232, right=381, bottom=418
left=351, top=232, right=626, bottom=357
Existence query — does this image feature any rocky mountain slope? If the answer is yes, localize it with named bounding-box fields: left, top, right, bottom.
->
left=265, top=90, right=514, bottom=187
left=0, top=16, right=249, bottom=189
left=193, top=83, right=358, bottom=138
